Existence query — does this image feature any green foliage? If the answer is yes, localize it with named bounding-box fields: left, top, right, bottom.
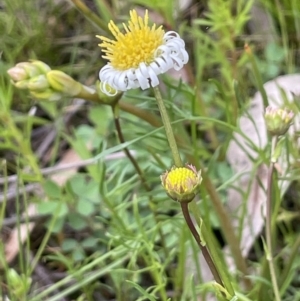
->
left=5, top=269, right=32, bottom=300
left=257, top=42, right=286, bottom=80
left=1, top=0, right=300, bottom=300
left=132, top=0, right=174, bottom=25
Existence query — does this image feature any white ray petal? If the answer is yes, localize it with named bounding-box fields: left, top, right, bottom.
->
left=99, top=30, right=189, bottom=95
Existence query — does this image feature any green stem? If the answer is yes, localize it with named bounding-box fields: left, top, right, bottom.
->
left=152, top=85, right=238, bottom=295
left=279, top=235, right=300, bottom=288
left=274, top=0, right=289, bottom=69
left=111, top=104, right=169, bottom=258
left=195, top=88, right=219, bottom=150
left=77, top=85, right=202, bottom=157
left=79, top=83, right=246, bottom=291
left=266, top=136, right=281, bottom=301
left=30, top=205, right=60, bottom=273
left=77, top=88, right=162, bottom=128
left=200, top=167, right=250, bottom=284
left=151, top=86, right=230, bottom=294
left=180, top=202, right=224, bottom=288
left=142, top=254, right=168, bottom=301
left=0, top=161, right=8, bottom=229
left=30, top=247, right=128, bottom=301
left=120, top=100, right=162, bottom=127
left=112, top=105, right=150, bottom=191
left=245, top=44, right=269, bottom=108
left=152, top=86, right=182, bottom=167
left=189, top=201, right=235, bottom=297
left=70, top=0, right=108, bottom=32
left=8, top=118, right=41, bottom=181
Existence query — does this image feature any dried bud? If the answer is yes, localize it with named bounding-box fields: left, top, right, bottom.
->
left=47, top=70, right=82, bottom=96
left=265, top=106, right=294, bottom=136
left=161, top=164, right=202, bottom=203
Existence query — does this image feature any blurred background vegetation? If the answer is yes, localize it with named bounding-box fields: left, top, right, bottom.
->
left=0, top=0, right=300, bottom=300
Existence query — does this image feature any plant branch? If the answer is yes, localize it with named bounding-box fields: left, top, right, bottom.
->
left=77, top=88, right=162, bottom=128
left=112, top=105, right=169, bottom=257
left=180, top=202, right=224, bottom=287
left=189, top=200, right=235, bottom=297
left=112, top=105, right=150, bottom=191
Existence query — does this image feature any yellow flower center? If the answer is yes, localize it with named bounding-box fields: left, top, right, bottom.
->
left=166, top=167, right=197, bottom=193
left=97, top=10, right=165, bottom=70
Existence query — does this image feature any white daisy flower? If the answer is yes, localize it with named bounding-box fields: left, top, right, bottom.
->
left=97, top=10, right=189, bottom=96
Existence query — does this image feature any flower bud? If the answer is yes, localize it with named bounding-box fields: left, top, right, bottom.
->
left=14, top=62, right=41, bottom=78
left=15, top=61, right=50, bottom=77
left=161, top=164, right=202, bottom=203
left=47, top=70, right=82, bottom=96
left=7, top=66, right=28, bottom=81
left=264, top=106, right=294, bottom=136
left=7, top=61, right=51, bottom=86
left=30, top=60, right=51, bottom=74
left=27, top=75, right=49, bottom=91
left=14, top=79, right=30, bottom=90
left=30, top=88, right=63, bottom=101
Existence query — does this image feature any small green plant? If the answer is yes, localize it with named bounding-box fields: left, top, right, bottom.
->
left=1, top=0, right=300, bottom=300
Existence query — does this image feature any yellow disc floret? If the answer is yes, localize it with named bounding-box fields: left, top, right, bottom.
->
left=165, top=167, right=196, bottom=193
left=97, top=10, right=165, bottom=70
left=161, top=165, right=202, bottom=203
